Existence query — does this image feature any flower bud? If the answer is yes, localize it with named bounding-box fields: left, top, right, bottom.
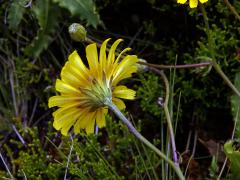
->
left=68, top=23, right=87, bottom=42
left=137, top=58, right=148, bottom=72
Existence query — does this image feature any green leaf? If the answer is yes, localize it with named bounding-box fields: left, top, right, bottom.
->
left=25, top=0, right=59, bottom=57
left=53, top=0, right=101, bottom=28
left=224, top=140, right=240, bottom=179
left=7, top=1, right=26, bottom=31
left=33, top=0, right=49, bottom=30
left=231, top=72, right=240, bottom=138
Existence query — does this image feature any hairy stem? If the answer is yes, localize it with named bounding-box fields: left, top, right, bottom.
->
left=138, top=61, right=212, bottom=69
left=105, top=100, right=185, bottom=180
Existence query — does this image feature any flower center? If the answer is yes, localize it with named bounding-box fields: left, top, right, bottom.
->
left=79, top=77, right=112, bottom=110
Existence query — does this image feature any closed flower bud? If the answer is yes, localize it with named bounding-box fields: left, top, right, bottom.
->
left=68, top=23, right=87, bottom=42
left=137, top=58, right=148, bottom=72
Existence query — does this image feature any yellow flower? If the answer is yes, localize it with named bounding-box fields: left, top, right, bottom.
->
left=177, top=0, right=208, bottom=8
left=48, top=39, right=138, bottom=136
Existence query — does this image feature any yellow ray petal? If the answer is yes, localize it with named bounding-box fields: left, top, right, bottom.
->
left=108, top=47, right=132, bottom=80
left=73, top=109, right=93, bottom=134
left=96, top=107, right=108, bottom=128
left=113, top=86, right=136, bottom=100
left=86, top=43, right=98, bottom=70
left=113, top=55, right=138, bottom=80
left=85, top=117, right=95, bottom=134
left=53, top=107, right=80, bottom=130
left=199, top=0, right=208, bottom=3
left=177, top=0, right=187, bottom=4
left=100, top=38, right=110, bottom=69
left=49, top=96, right=77, bottom=108
left=107, top=39, right=123, bottom=66
left=61, top=64, right=85, bottom=87
left=48, top=96, right=91, bottom=108
left=115, top=47, right=131, bottom=63
left=60, top=111, right=81, bottom=136
left=190, top=0, right=198, bottom=8
left=61, top=121, right=74, bottom=136
left=112, top=97, right=126, bottom=110
left=112, top=66, right=137, bottom=86
left=65, top=62, right=90, bottom=86
left=68, top=50, right=89, bottom=76
left=55, top=79, right=81, bottom=95
left=61, top=72, right=82, bottom=88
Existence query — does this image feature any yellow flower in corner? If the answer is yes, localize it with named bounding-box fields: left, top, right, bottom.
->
left=48, top=39, right=138, bottom=136
left=177, top=0, right=208, bottom=8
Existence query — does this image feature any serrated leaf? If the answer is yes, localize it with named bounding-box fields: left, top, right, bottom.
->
left=53, top=0, right=100, bottom=28
left=8, top=1, right=26, bottom=31
left=25, top=0, right=59, bottom=57
left=224, top=140, right=240, bottom=179
left=231, top=72, right=240, bottom=138
left=33, top=0, right=59, bottom=33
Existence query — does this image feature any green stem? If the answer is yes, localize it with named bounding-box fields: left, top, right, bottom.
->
left=155, top=69, right=179, bottom=167
left=105, top=99, right=185, bottom=180
left=212, top=61, right=240, bottom=97
left=138, top=61, right=212, bottom=69
left=200, top=5, right=240, bottom=98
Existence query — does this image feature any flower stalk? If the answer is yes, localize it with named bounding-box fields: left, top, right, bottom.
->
left=150, top=67, right=179, bottom=167
left=104, top=98, right=185, bottom=180
left=224, top=0, right=240, bottom=22
left=200, top=5, right=240, bottom=98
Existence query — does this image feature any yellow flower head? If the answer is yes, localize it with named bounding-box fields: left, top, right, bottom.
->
left=177, top=0, right=208, bottom=8
left=48, top=39, right=138, bottom=136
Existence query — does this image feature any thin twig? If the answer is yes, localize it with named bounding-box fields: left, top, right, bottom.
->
left=128, top=26, right=143, bottom=47
left=21, top=170, right=27, bottom=180
left=11, top=125, right=26, bottom=146
left=33, top=110, right=51, bottom=126
left=185, top=115, right=195, bottom=152
left=9, top=72, right=18, bottom=116
left=0, top=152, right=14, bottom=179
left=28, top=98, right=38, bottom=126
left=64, top=135, right=74, bottom=180
left=224, top=0, right=240, bottom=22
left=184, top=155, right=193, bottom=177
left=185, top=130, right=192, bottom=152
left=192, top=130, right=198, bottom=157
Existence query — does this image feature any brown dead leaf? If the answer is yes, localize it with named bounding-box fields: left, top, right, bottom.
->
left=181, top=151, right=204, bottom=180
left=198, top=138, right=226, bottom=163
